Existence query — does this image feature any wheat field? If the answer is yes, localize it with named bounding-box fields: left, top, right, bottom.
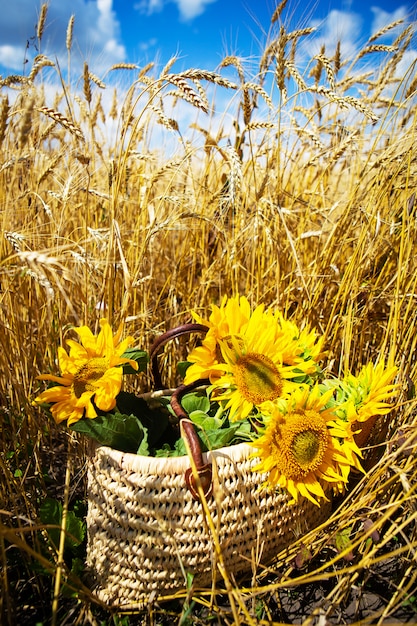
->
left=0, top=3, right=416, bottom=624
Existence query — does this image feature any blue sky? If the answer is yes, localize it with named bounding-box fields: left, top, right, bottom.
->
left=0, top=0, right=415, bottom=78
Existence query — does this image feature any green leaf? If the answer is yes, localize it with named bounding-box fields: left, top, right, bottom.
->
left=69, top=390, right=171, bottom=453
left=177, top=361, right=191, bottom=378
left=137, top=427, right=150, bottom=456
left=154, top=438, right=188, bottom=457
left=70, top=413, right=147, bottom=454
left=120, top=348, right=148, bottom=374
left=115, top=391, right=169, bottom=448
left=66, top=511, right=85, bottom=548
left=61, top=557, right=84, bottom=598
left=189, top=411, right=221, bottom=431
left=199, top=423, right=242, bottom=450
left=185, top=571, right=195, bottom=590
left=232, top=419, right=253, bottom=439
left=181, top=392, right=210, bottom=415
left=39, top=498, right=85, bottom=551
left=335, top=526, right=354, bottom=561
left=294, top=543, right=312, bottom=569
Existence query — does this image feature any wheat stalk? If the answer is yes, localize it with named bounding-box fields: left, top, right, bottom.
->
left=109, top=88, right=118, bottom=120
left=66, top=15, right=75, bottom=52
left=310, top=44, right=325, bottom=85
left=28, top=55, right=55, bottom=82
left=0, top=75, right=30, bottom=88
left=0, top=95, right=10, bottom=147
left=244, top=82, right=274, bottom=110
left=334, top=41, right=342, bottom=74
left=313, top=54, right=336, bottom=91
left=294, top=118, right=325, bottom=151
left=244, top=121, right=276, bottom=131
left=165, top=75, right=209, bottom=113
left=37, top=153, right=62, bottom=186
left=138, top=62, right=155, bottom=79
left=88, top=72, right=106, bottom=90
left=275, top=26, right=287, bottom=94
left=4, top=231, right=26, bottom=252
left=160, top=56, right=178, bottom=77
left=38, top=106, right=84, bottom=140
left=285, top=61, right=308, bottom=91
left=109, top=63, right=138, bottom=72
left=368, top=17, right=405, bottom=42
left=271, top=0, right=288, bottom=23
left=18, top=94, right=35, bottom=149
left=312, top=86, right=379, bottom=123
left=356, top=44, right=398, bottom=61
left=219, top=56, right=245, bottom=84
left=287, top=27, right=316, bottom=41
left=173, top=69, right=238, bottom=91
left=91, top=93, right=105, bottom=126
left=224, top=145, right=243, bottom=209
left=83, top=63, right=92, bottom=105
left=36, top=3, right=48, bottom=43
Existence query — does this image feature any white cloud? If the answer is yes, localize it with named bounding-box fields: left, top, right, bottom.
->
left=0, top=0, right=127, bottom=74
left=309, top=10, right=363, bottom=57
left=370, top=5, right=410, bottom=37
left=139, top=38, right=158, bottom=52
left=135, top=0, right=218, bottom=21
left=176, top=0, right=218, bottom=20
left=0, top=45, right=26, bottom=72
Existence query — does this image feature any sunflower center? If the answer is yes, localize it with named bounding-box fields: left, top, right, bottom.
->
left=234, top=352, right=283, bottom=404
left=285, top=410, right=329, bottom=477
left=73, top=357, right=109, bottom=398
left=268, top=410, right=330, bottom=480
left=292, top=430, right=321, bottom=466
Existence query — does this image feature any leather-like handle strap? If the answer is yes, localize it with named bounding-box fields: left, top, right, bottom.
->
left=171, top=380, right=213, bottom=500
left=148, top=323, right=213, bottom=500
left=149, top=323, right=209, bottom=389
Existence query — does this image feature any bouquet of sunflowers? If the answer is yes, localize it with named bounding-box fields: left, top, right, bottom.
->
left=34, top=294, right=398, bottom=507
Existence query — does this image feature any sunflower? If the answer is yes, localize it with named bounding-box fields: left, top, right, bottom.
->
left=185, top=295, right=253, bottom=383
left=323, top=361, right=398, bottom=425
left=185, top=295, right=324, bottom=415
left=354, top=361, right=398, bottom=422
left=34, top=319, right=138, bottom=426
left=274, top=311, right=325, bottom=375
left=324, top=361, right=399, bottom=448
left=192, top=302, right=317, bottom=420
left=251, top=386, right=359, bottom=505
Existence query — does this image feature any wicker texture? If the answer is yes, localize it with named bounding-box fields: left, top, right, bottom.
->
left=86, top=442, right=331, bottom=606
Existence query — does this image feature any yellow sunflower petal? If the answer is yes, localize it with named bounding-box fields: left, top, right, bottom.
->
left=35, top=385, right=72, bottom=405
left=74, top=324, right=97, bottom=354
left=35, top=318, right=135, bottom=426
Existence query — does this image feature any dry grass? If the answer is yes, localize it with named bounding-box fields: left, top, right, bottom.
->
left=0, top=4, right=416, bottom=625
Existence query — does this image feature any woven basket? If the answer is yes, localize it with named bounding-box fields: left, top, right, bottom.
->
left=86, top=325, right=332, bottom=606
left=86, top=441, right=331, bottom=607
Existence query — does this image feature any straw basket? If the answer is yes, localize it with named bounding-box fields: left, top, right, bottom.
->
left=86, top=440, right=331, bottom=606
left=86, top=325, right=332, bottom=606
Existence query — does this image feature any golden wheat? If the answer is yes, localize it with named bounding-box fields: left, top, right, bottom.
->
left=0, top=94, right=9, bottom=147
left=36, top=3, right=48, bottom=43
left=28, top=55, right=55, bottom=82
left=38, top=106, right=84, bottom=140
left=0, top=5, right=416, bottom=624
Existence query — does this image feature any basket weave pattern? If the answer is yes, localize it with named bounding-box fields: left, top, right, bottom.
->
left=86, top=442, right=331, bottom=606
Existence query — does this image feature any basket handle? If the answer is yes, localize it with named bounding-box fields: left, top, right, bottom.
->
left=171, top=381, right=213, bottom=500
left=149, top=323, right=209, bottom=390
left=149, top=323, right=213, bottom=500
